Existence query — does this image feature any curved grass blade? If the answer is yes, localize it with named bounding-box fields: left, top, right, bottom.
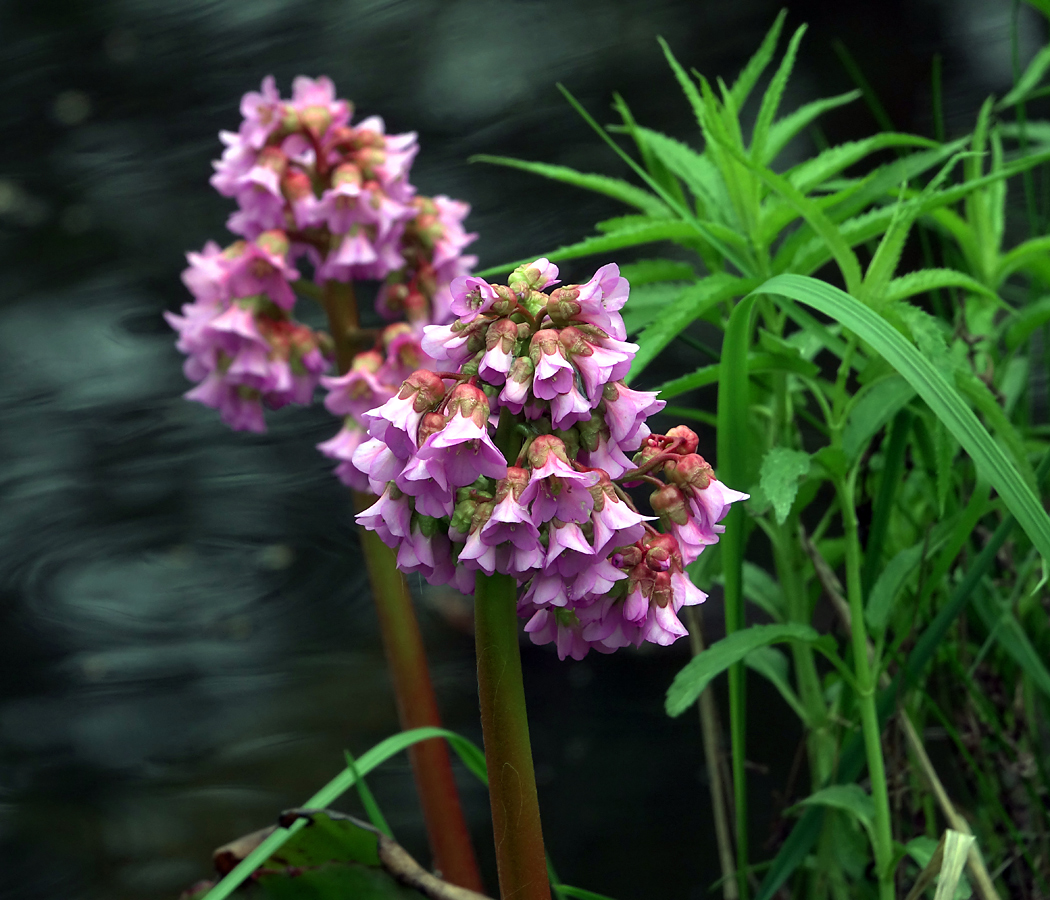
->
left=469, top=154, right=671, bottom=218
left=757, top=273, right=1050, bottom=565
left=202, top=727, right=488, bottom=900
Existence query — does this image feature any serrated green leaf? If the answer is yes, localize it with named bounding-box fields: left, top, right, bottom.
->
left=744, top=646, right=809, bottom=723
left=594, top=213, right=664, bottom=233
left=757, top=273, right=1050, bottom=568
left=658, top=36, right=710, bottom=135
left=619, top=258, right=697, bottom=284
left=629, top=274, right=754, bottom=380
left=655, top=351, right=819, bottom=401
left=786, top=133, right=940, bottom=194
left=790, top=785, right=875, bottom=835
left=666, top=622, right=822, bottom=717
left=751, top=24, right=808, bottom=164
left=759, top=447, right=811, bottom=524
left=729, top=10, right=788, bottom=108
left=621, top=282, right=692, bottom=335
left=633, top=126, right=735, bottom=223
left=999, top=43, right=1050, bottom=108
left=764, top=89, right=861, bottom=163
left=1004, top=295, right=1050, bottom=349
left=474, top=220, right=701, bottom=279
left=865, top=543, right=927, bottom=633
left=883, top=268, right=1002, bottom=305
left=469, top=154, right=671, bottom=217
left=997, top=233, right=1050, bottom=283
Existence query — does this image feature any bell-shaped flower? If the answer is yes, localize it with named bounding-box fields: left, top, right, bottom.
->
left=449, top=275, right=499, bottom=322
left=601, top=381, right=664, bottom=448
left=519, top=435, right=599, bottom=524
left=478, top=318, right=518, bottom=384
left=363, top=369, right=447, bottom=459
left=415, top=383, right=507, bottom=486
left=351, top=436, right=406, bottom=495
left=355, top=484, right=412, bottom=548
left=529, top=329, right=574, bottom=400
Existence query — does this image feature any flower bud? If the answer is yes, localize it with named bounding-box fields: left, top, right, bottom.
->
left=665, top=425, right=699, bottom=455
left=527, top=434, right=572, bottom=470
left=299, top=104, right=332, bottom=135
left=352, top=349, right=383, bottom=374
left=332, top=162, right=362, bottom=189
left=665, top=453, right=714, bottom=490
left=546, top=287, right=581, bottom=326
left=282, top=169, right=313, bottom=201
left=400, top=369, right=447, bottom=413
left=528, top=329, right=563, bottom=367
left=649, top=484, right=690, bottom=526
left=445, top=381, right=490, bottom=426
left=494, top=466, right=531, bottom=503
left=257, top=145, right=288, bottom=175
left=490, top=284, right=518, bottom=317
left=418, top=411, right=447, bottom=445
left=256, top=229, right=290, bottom=258
left=509, top=258, right=559, bottom=292
left=486, top=317, right=519, bottom=352
left=450, top=494, right=478, bottom=536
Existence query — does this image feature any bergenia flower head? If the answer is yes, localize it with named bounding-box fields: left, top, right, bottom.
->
left=353, top=260, right=749, bottom=658
left=171, top=75, right=476, bottom=442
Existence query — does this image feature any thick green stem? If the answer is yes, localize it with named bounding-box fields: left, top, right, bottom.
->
left=321, top=279, right=483, bottom=892
left=474, top=571, right=550, bottom=900
left=837, top=474, right=895, bottom=900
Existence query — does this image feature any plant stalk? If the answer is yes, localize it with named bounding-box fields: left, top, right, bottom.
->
left=836, top=473, right=895, bottom=900
left=685, top=606, right=738, bottom=900
left=474, top=571, right=550, bottom=900
left=322, top=279, right=483, bottom=892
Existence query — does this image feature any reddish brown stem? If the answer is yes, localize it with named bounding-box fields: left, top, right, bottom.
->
left=323, top=280, right=483, bottom=892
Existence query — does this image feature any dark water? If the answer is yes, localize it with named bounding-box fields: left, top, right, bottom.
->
left=0, top=1, right=1042, bottom=897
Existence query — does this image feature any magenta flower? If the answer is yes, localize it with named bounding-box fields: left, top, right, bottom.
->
left=416, top=385, right=507, bottom=486
left=519, top=436, right=599, bottom=524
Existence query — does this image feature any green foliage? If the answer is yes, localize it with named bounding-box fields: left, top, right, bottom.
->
left=475, top=10, right=1050, bottom=898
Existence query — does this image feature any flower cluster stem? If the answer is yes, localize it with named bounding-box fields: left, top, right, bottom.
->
left=836, top=473, right=895, bottom=900
left=474, top=571, right=551, bottom=900
left=357, top=508, right=484, bottom=891
left=323, top=278, right=482, bottom=892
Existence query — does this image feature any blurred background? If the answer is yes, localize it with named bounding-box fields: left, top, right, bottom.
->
left=0, top=1, right=1044, bottom=897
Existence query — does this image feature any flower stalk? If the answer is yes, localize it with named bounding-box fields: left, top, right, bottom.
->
left=326, top=279, right=483, bottom=893
left=474, top=570, right=551, bottom=900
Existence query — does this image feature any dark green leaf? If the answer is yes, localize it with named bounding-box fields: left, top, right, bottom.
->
left=629, top=274, right=754, bottom=380
left=764, top=90, right=861, bottom=163
left=469, top=155, right=670, bottom=217
left=757, top=274, right=1050, bottom=566
left=842, top=376, right=916, bottom=461
left=666, top=623, right=823, bottom=717
left=759, top=447, right=811, bottom=524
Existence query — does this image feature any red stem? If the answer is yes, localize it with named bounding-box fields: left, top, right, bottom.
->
left=323, top=280, right=483, bottom=892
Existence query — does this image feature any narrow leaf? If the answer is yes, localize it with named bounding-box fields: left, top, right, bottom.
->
left=469, top=154, right=671, bottom=217
left=666, top=622, right=823, bottom=717
left=474, top=220, right=700, bottom=278
left=883, top=268, right=1002, bottom=305
left=729, top=10, right=788, bottom=108
left=744, top=646, right=810, bottom=722
left=751, top=24, right=808, bottom=163
left=865, top=543, right=927, bottom=634
left=790, top=784, right=875, bottom=834
left=619, top=258, right=696, bottom=284
left=843, top=376, right=916, bottom=461
left=998, top=43, right=1050, bottom=108
left=764, top=89, right=861, bottom=162
left=756, top=274, right=1050, bottom=567
left=629, top=274, right=754, bottom=381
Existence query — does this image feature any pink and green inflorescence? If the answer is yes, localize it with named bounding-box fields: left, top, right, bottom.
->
left=354, top=259, right=749, bottom=659
left=166, top=75, right=476, bottom=435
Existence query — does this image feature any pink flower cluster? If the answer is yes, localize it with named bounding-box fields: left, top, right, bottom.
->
left=353, top=260, right=749, bottom=658
left=169, top=75, right=477, bottom=434
left=165, top=231, right=329, bottom=431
